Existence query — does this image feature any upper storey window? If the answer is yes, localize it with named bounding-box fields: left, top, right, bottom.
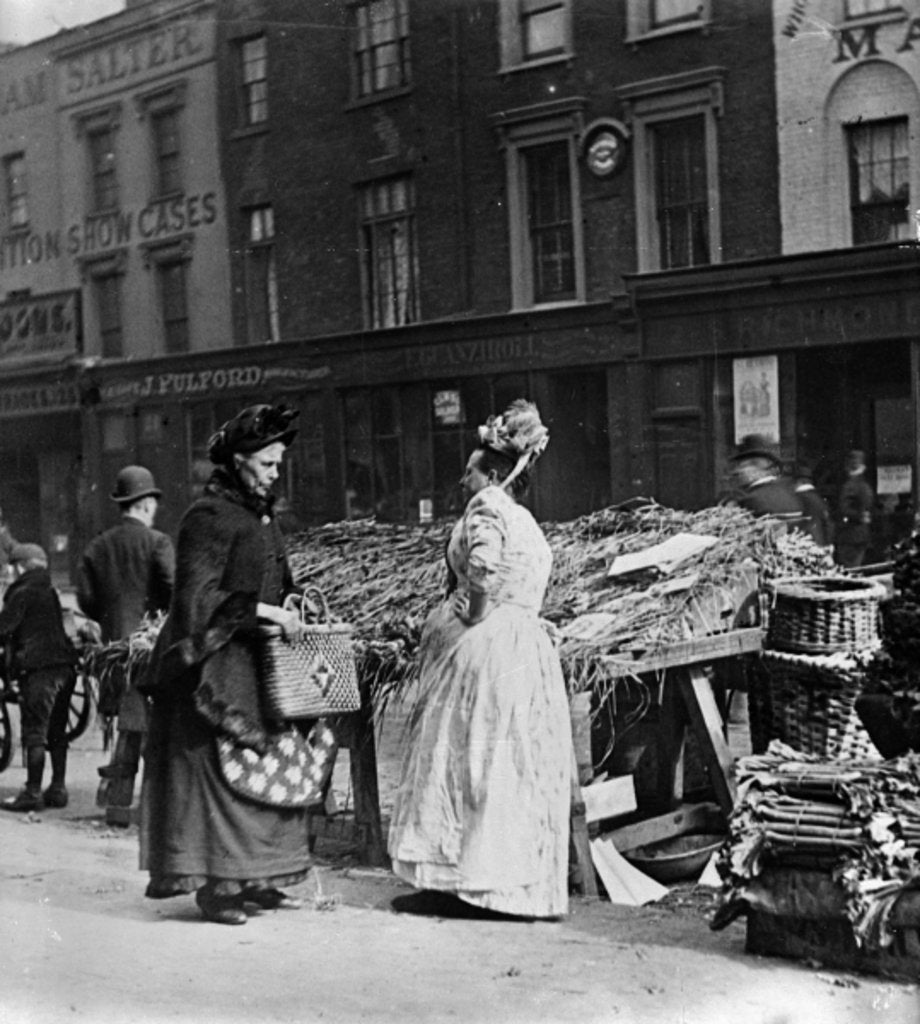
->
left=89, top=125, right=118, bottom=212
left=847, top=117, right=910, bottom=244
left=352, top=0, right=411, bottom=98
left=844, top=0, right=901, bottom=17
left=4, top=153, right=28, bottom=229
left=626, top=0, right=712, bottom=42
left=500, top=0, right=572, bottom=70
left=240, top=35, right=268, bottom=125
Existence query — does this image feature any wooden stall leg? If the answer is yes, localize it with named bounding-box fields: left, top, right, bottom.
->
left=569, top=750, right=598, bottom=898
left=677, top=665, right=737, bottom=816
left=341, top=709, right=388, bottom=868
left=655, top=671, right=687, bottom=811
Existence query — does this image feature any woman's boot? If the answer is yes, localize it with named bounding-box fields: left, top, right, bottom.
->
left=2, top=745, right=45, bottom=811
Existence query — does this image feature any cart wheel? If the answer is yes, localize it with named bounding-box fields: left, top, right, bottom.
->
left=0, top=700, right=12, bottom=773
left=65, top=672, right=95, bottom=744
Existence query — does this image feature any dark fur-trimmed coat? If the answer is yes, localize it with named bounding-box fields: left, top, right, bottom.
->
left=142, top=469, right=293, bottom=750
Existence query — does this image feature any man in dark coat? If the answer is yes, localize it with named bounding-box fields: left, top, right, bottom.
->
left=0, top=544, right=77, bottom=811
left=835, top=449, right=874, bottom=568
left=77, top=465, right=175, bottom=819
left=794, top=462, right=833, bottom=548
left=729, top=434, right=805, bottom=527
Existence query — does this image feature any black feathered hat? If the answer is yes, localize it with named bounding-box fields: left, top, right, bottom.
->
left=207, top=404, right=299, bottom=465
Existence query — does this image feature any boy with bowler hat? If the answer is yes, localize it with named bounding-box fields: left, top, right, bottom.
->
left=77, top=466, right=175, bottom=820
left=0, top=544, right=77, bottom=811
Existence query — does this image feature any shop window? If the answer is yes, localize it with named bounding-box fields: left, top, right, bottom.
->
left=101, top=412, right=129, bottom=453
left=239, top=35, right=268, bottom=126
left=618, top=68, right=723, bottom=271
left=4, top=153, right=28, bottom=228
left=847, top=117, right=910, bottom=245
left=626, top=0, right=711, bottom=41
left=244, top=205, right=280, bottom=344
left=493, top=101, right=585, bottom=309
left=352, top=0, right=411, bottom=98
left=499, top=0, right=572, bottom=70
left=360, top=176, right=419, bottom=329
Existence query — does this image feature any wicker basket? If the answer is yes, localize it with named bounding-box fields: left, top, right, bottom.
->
left=766, top=576, right=884, bottom=655
left=748, top=649, right=879, bottom=760
left=257, top=588, right=360, bottom=720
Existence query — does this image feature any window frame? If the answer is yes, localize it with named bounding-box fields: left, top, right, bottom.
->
left=358, top=175, right=420, bottom=330
left=625, top=0, right=712, bottom=43
left=350, top=0, right=412, bottom=100
left=141, top=237, right=194, bottom=353
left=493, top=100, right=586, bottom=310
left=499, top=0, right=573, bottom=72
left=239, top=34, right=268, bottom=127
left=3, top=152, right=28, bottom=230
left=846, top=116, right=911, bottom=245
left=72, top=103, right=122, bottom=215
left=77, top=250, right=128, bottom=359
left=135, top=81, right=187, bottom=200
left=618, top=68, right=724, bottom=272
left=243, top=204, right=281, bottom=344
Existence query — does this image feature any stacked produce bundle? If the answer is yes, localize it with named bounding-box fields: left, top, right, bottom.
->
left=715, top=740, right=920, bottom=949
left=82, top=501, right=838, bottom=717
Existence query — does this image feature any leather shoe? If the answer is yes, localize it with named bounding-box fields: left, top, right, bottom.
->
left=195, top=889, right=247, bottom=925
left=2, top=788, right=43, bottom=812
left=43, top=785, right=69, bottom=808
left=243, top=887, right=303, bottom=911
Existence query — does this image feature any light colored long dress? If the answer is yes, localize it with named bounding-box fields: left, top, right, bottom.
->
left=388, top=484, right=571, bottom=918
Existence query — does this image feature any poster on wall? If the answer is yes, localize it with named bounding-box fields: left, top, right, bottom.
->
left=733, top=355, right=779, bottom=444
left=877, top=465, right=912, bottom=495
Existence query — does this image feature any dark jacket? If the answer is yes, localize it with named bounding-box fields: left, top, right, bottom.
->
left=738, top=476, right=804, bottom=521
left=142, top=468, right=293, bottom=750
left=77, top=516, right=175, bottom=642
left=837, top=473, right=874, bottom=547
left=795, top=483, right=832, bottom=547
left=0, top=567, right=76, bottom=676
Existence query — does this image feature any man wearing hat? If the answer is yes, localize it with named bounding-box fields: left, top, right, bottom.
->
left=729, top=434, right=805, bottom=525
left=77, top=465, right=175, bottom=820
left=835, top=449, right=874, bottom=568
left=0, top=543, right=78, bottom=811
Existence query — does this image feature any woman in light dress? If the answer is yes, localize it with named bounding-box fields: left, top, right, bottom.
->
left=389, top=400, right=571, bottom=919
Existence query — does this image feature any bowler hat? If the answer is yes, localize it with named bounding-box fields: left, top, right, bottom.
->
left=730, top=434, right=781, bottom=466
left=10, top=542, right=47, bottom=566
left=110, top=465, right=162, bottom=504
left=207, top=404, right=299, bottom=466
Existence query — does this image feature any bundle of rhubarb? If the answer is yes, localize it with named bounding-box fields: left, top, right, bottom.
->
left=82, top=501, right=839, bottom=718
left=715, top=741, right=920, bottom=949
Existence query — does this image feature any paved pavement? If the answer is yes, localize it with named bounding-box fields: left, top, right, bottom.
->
left=0, top=708, right=918, bottom=1024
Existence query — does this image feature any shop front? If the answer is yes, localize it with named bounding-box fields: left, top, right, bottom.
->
left=82, top=303, right=628, bottom=534
left=625, top=241, right=920, bottom=561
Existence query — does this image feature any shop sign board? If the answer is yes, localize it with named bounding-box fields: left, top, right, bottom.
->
left=877, top=465, right=912, bottom=496
left=0, top=291, right=78, bottom=362
left=733, top=354, right=779, bottom=444
left=0, top=380, right=79, bottom=417
left=99, top=363, right=330, bottom=404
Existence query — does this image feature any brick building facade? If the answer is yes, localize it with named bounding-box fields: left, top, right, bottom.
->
left=2, top=0, right=918, bottom=579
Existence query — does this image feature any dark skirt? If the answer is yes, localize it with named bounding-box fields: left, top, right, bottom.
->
left=140, top=696, right=311, bottom=897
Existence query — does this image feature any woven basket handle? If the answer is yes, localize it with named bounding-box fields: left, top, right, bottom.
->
left=283, top=587, right=330, bottom=625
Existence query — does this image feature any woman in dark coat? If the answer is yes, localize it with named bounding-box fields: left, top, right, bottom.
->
left=140, top=404, right=312, bottom=925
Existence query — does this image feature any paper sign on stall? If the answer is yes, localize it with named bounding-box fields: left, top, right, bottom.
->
left=589, top=837, right=668, bottom=906
left=607, top=533, right=718, bottom=578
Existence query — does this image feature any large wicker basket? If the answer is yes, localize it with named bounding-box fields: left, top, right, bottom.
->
left=748, top=648, right=879, bottom=761
left=257, top=588, right=360, bottom=720
left=766, top=576, right=884, bottom=655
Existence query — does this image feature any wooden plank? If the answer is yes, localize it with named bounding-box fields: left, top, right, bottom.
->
left=582, top=775, right=636, bottom=824
left=677, top=665, right=737, bottom=815
left=602, top=802, right=723, bottom=853
left=596, top=627, right=764, bottom=679
left=335, top=709, right=388, bottom=868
